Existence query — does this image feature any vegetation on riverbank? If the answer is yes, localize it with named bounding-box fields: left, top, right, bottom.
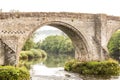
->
left=64, top=59, right=120, bottom=76
left=0, top=66, right=30, bottom=80
left=20, top=49, right=47, bottom=60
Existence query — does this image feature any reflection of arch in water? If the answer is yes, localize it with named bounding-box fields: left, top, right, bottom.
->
left=25, top=21, right=90, bottom=61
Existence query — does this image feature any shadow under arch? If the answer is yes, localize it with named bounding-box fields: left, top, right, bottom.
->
left=26, top=21, right=90, bottom=61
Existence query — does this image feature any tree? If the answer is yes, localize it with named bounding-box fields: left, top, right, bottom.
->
left=40, top=35, right=74, bottom=55
left=108, top=30, right=120, bottom=61
left=59, top=37, right=74, bottom=54
left=34, top=41, right=41, bottom=49
left=22, top=33, right=37, bottom=51
left=22, top=38, right=35, bottom=51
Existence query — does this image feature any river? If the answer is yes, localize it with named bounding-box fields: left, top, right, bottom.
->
left=20, top=54, right=120, bottom=80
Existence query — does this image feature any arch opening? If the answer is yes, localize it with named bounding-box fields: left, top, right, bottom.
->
left=33, top=21, right=89, bottom=61
left=19, top=21, right=90, bottom=66
left=107, top=29, right=120, bottom=62
left=20, top=26, right=77, bottom=68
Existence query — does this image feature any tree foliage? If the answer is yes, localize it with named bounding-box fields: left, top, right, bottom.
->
left=22, top=34, right=36, bottom=51
left=22, top=38, right=35, bottom=51
left=108, top=30, right=120, bottom=61
left=40, top=35, right=74, bottom=55
left=22, top=34, right=74, bottom=56
left=34, top=41, right=41, bottom=49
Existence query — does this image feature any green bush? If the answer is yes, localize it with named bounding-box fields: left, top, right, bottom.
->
left=64, top=59, right=77, bottom=71
left=20, top=49, right=47, bottom=60
left=20, top=51, right=34, bottom=59
left=38, top=49, right=47, bottom=58
left=64, top=59, right=120, bottom=76
left=30, top=49, right=42, bottom=58
left=26, top=51, right=34, bottom=59
left=0, top=66, right=30, bottom=80
left=20, top=51, right=28, bottom=59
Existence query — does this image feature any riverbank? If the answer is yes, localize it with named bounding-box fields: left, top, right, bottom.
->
left=64, top=59, right=120, bottom=76
left=20, top=49, right=47, bottom=60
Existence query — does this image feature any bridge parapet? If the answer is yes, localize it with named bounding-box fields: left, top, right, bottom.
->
left=0, top=12, right=95, bottom=19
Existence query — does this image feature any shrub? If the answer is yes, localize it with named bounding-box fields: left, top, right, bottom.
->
left=0, top=66, right=30, bottom=80
left=64, top=59, right=120, bottom=76
left=20, top=51, right=28, bottom=59
left=64, top=59, right=77, bottom=71
left=38, top=49, right=47, bottom=58
left=20, top=49, right=47, bottom=60
left=26, top=51, right=34, bottom=59
left=30, top=49, right=42, bottom=58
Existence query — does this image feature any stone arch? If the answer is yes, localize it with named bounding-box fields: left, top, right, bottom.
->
left=21, top=21, right=91, bottom=61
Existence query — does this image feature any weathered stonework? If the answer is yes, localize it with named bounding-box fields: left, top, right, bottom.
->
left=0, top=39, right=4, bottom=65
left=0, top=12, right=119, bottom=66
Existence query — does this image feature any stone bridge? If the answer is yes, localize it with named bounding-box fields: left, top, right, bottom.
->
left=0, top=12, right=120, bottom=66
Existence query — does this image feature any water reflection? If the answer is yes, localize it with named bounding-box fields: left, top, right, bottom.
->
left=44, top=54, right=72, bottom=67
left=19, top=57, right=46, bottom=69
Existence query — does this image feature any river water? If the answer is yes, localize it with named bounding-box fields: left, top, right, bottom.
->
left=21, top=55, right=120, bottom=80
left=30, top=63, right=120, bottom=80
left=30, top=63, right=81, bottom=80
